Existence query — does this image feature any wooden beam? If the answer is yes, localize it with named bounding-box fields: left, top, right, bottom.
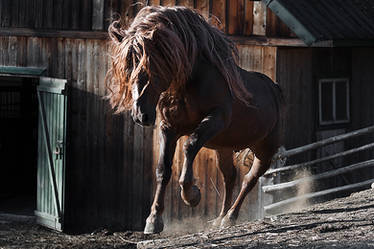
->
left=0, top=28, right=108, bottom=40
left=231, top=35, right=306, bottom=47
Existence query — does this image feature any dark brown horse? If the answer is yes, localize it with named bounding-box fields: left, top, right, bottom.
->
left=106, top=6, right=284, bottom=234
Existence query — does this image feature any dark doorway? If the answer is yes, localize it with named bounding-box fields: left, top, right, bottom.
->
left=0, top=76, right=38, bottom=216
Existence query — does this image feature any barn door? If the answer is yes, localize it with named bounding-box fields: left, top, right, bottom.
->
left=35, top=77, right=67, bottom=231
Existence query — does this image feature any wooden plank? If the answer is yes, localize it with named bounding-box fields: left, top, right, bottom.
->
left=7, top=37, right=18, bottom=66
left=262, top=46, right=277, bottom=81
left=0, top=0, right=11, bottom=27
left=0, top=0, right=3, bottom=28
left=53, top=0, right=63, bottom=29
left=125, top=114, right=136, bottom=228
left=266, top=7, right=294, bottom=38
left=70, top=0, right=80, bottom=30
left=275, top=48, right=313, bottom=163
left=178, top=0, right=194, bottom=8
left=92, top=0, right=105, bottom=30
left=0, top=38, right=9, bottom=65
left=252, top=1, right=266, bottom=36
left=265, top=6, right=277, bottom=37
left=43, top=0, right=53, bottom=29
left=81, top=0, right=93, bottom=30
left=161, top=0, right=175, bottom=7
left=10, top=0, right=19, bottom=27
left=85, top=40, right=98, bottom=224
left=228, top=0, right=244, bottom=35
left=211, top=0, right=226, bottom=31
left=231, top=36, right=306, bottom=47
left=62, top=0, right=71, bottom=29
left=149, top=0, right=161, bottom=6
left=196, top=0, right=209, bottom=18
left=243, top=0, right=253, bottom=36
left=18, top=0, right=26, bottom=27
left=34, top=0, right=43, bottom=29
left=16, top=37, right=27, bottom=67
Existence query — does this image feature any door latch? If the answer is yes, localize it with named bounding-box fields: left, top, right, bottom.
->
left=54, top=140, right=64, bottom=160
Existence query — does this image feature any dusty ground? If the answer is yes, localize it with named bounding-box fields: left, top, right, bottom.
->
left=1, top=188, right=374, bottom=249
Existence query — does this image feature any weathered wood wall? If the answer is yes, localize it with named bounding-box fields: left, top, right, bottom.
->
left=0, top=0, right=94, bottom=30
left=0, top=36, right=154, bottom=230
left=349, top=48, right=374, bottom=185
left=0, top=0, right=294, bottom=38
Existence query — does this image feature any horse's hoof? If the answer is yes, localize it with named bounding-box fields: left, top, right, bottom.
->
left=144, top=214, right=164, bottom=234
left=211, top=216, right=223, bottom=228
left=181, top=185, right=201, bottom=207
left=220, top=214, right=236, bottom=228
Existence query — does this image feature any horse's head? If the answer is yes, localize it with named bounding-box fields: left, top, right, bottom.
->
left=106, top=6, right=194, bottom=126
left=130, top=70, right=168, bottom=126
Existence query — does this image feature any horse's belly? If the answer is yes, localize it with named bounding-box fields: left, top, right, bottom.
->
left=205, top=106, right=278, bottom=151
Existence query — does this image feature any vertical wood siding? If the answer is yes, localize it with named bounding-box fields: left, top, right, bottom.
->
left=0, top=0, right=294, bottom=38
left=0, top=0, right=93, bottom=30
left=276, top=48, right=314, bottom=159
left=0, top=37, right=153, bottom=231
left=348, top=48, right=374, bottom=185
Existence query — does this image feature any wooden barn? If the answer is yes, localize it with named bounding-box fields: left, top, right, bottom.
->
left=0, top=0, right=373, bottom=232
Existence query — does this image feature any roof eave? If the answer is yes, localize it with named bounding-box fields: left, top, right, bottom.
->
left=264, top=0, right=316, bottom=46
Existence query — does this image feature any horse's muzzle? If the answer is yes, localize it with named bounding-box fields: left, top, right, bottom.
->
left=131, top=110, right=155, bottom=127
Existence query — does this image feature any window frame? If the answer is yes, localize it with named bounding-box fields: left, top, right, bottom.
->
left=318, top=78, right=350, bottom=126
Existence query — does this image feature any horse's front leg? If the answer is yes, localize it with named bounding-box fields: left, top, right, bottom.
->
left=179, top=108, right=229, bottom=207
left=144, top=121, right=178, bottom=234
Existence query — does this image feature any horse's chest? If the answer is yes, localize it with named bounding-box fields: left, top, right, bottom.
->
left=160, top=100, right=201, bottom=134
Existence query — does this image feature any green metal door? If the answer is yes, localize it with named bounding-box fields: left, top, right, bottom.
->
left=35, top=77, right=67, bottom=231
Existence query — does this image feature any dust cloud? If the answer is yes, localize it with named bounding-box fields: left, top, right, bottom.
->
left=163, top=216, right=212, bottom=236
left=284, top=168, right=314, bottom=213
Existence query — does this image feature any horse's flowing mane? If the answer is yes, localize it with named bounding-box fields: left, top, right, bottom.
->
left=106, top=5, right=253, bottom=113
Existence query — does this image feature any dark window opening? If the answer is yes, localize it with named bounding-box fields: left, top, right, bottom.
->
left=318, top=78, right=350, bottom=125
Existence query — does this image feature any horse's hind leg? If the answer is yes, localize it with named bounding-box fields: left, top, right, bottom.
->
left=144, top=122, right=178, bottom=234
left=221, top=155, right=272, bottom=227
left=211, top=149, right=236, bottom=227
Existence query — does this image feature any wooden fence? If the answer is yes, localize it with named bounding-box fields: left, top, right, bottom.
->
left=260, top=125, right=374, bottom=215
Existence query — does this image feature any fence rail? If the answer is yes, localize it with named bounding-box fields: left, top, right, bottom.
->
left=261, top=125, right=374, bottom=215
left=264, top=178, right=374, bottom=213
left=281, top=125, right=374, bottom=158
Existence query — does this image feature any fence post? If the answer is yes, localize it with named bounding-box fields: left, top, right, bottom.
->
left=258, top=146, right=286, bottom=218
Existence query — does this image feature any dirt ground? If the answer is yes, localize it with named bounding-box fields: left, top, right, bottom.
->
left=1, top=188, right=374, bottom=249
